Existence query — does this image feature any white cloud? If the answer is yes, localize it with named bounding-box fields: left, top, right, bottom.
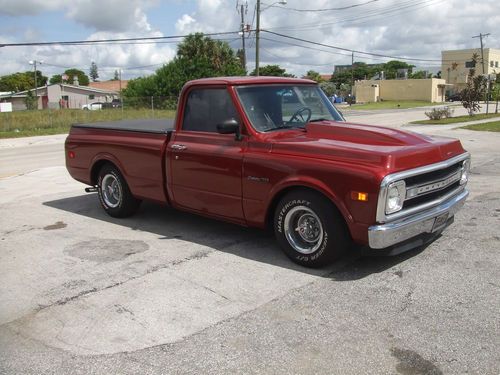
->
left=1, top=0, right=499, bottom=80
left=172, top=0, right=500, bottom=76
left=66, top=0, right=157, bottom=33
left=176, top=14, right=197, bottom=34
left=0, top=1, right=174, bottom=79
left=0, top=0, right=65, bottom=16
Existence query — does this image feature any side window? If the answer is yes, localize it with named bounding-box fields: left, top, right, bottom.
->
left=182, top=88, right=239, bottom=132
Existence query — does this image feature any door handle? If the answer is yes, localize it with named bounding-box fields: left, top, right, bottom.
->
left=171, top=144, right=187, bottom=151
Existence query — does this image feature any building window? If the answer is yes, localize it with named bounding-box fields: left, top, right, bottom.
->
left=89, top=94, right=95, bottom=99
left=491, top=61, right=495, bottom=67
left=465, top=61, right=476, bottom=68
left=496, top=61, right=499, bottom=68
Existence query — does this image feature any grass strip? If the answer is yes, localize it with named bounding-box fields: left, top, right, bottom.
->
left=460, top=121, right=500, bottom=132
left=0, top=109, right=176, bottom=138
left=410, top=113, right=500, bottom=124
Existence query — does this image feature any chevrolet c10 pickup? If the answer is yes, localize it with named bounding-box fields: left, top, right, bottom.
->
left=65, top=77, right=470, bottom=267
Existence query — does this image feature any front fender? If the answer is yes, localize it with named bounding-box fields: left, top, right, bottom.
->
left=266, top=175, right=354, bottom=226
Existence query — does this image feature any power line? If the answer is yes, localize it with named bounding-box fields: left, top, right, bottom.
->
left=260, top=47, right=334, bottom=66
left=267, top=0, right=439, bottom=32
left=0, top=31, right=240, bottom=48
left=262, top=30, right=443, bottom=62
left=270, top=0, right=380, bottom=12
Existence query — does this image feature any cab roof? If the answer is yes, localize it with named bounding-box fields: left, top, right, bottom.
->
left=184, top=76, right=316, bottom=88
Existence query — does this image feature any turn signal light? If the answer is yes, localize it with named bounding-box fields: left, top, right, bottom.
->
left=68, top=151, right=75, bottom=159
left=351, top=191, right=368, bottom=202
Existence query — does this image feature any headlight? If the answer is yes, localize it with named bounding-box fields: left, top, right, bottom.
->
left=460, top=159, right=470, bottom=185
left=385, top=180, right=406, bottom=214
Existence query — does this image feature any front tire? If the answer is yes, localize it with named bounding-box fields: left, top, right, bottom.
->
left=97, top=164, right=141, bottom=218
left=274, top=190, right=350, bottom=268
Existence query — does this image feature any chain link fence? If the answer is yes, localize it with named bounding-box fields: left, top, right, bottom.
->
left=0, top=96, right=178, bottom=136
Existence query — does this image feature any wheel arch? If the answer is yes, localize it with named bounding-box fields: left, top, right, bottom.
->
left=265, top=182, right=353, bottom=238
left=90, top=154, right=126, bottom=185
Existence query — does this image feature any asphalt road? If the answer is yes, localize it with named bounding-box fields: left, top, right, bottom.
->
left=0, top=109, right=499, bottom=374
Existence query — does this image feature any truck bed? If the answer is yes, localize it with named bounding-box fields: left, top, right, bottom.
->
left=72, top=118, right=175, bottom=134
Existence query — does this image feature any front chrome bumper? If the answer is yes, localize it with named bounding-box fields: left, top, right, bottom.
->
left=368, top=189, right=468, bottom=249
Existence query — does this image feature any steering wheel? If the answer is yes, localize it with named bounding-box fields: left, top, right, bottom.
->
left=287, top=107, right=312, bottom=124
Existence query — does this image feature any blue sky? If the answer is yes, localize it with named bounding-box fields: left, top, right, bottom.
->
left=0, top=0, right=499, bottom=80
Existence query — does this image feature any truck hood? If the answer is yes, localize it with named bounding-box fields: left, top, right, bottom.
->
left=269, top=121, right=466, bottom=174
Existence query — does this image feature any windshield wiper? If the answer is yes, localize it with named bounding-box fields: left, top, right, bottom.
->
left=309, top=118, right=329, bottom=122
left=263, top=125, right=305, bottom=132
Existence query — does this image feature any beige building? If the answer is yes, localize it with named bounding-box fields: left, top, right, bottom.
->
left=442, top=48, right=500, bottom=91
left=354, top=78, right=446, bottom=103
left=0, top=83, right=118, bottom=111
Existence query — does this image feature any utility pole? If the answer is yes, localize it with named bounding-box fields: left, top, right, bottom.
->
left=351, top=51, right=354, bottom=97
left=29, top=60, right=42, bottom=109
left=472, top=33, right=490, bottom=74
left=238, top=2, right=247, bottom=71
left=255, top=0, right=287, bottom=76
left=119, top=69, right=123, bottom=116
left=255, top=0, right=261, bottom=76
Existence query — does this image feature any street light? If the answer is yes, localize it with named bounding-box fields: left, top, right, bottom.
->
left=255, top=0, right=287, bottom=76
left=29, top=60, right=43, bottom=109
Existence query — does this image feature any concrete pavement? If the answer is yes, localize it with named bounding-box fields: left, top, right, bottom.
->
left=0, top=108, right=499, bottom=374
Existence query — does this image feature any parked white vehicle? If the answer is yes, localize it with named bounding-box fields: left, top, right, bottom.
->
left=82, top=102, right=104, bottom=110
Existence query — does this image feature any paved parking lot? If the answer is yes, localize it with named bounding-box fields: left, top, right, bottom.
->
left=0, top=109, right=499, bottom=374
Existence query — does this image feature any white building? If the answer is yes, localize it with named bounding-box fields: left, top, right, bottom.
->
left=0, top=83, right=119, bottom=111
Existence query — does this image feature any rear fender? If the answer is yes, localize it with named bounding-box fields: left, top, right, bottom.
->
left=90, top=153, right=127, bottom=185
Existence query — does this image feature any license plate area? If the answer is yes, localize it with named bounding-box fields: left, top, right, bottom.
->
left=432, top=212, right=449, bottom=232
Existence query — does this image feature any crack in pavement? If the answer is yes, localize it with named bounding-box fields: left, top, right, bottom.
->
left=1, top=250, right=212, bottom=329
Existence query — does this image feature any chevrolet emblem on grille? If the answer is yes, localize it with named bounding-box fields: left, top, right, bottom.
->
left=407, top=170, right=462, bottom=199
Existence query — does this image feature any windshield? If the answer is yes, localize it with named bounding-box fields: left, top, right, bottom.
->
left=235, top=84, right=344, bottom=132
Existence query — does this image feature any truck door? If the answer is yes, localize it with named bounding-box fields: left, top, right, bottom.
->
left=168, top=87, right=246, bottom=222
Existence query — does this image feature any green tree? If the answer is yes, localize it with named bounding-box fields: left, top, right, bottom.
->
left=63, top=69, right=90, bottom=86
left=410, top=70, right=430, bottom=79
left=305, top=70, right=323, bottom=82
left=330, top=62, right=381, bottom=86
left=249, top=64, right=295, bottom=77
left=24, top=89, right=37, bottom=110
left=111, top=70, right=120, bottom=81
left=0, top=71, right=47, bottom=92
left=330, top=71, right=351, bottom=86
left=123, top=33, right=245, bottom=106
left=177, top=33, right=245, bottom=76
left=461, top=53, right=486, bottom=116
left=89, top=62, right=99, bottom=82
left=382, top=60, right=415, bottom=79
left=49, top=74, right=62, bottom=84
left=490, top=74, right=500, bottom=114
left=319, top=81, right=335, bottom=97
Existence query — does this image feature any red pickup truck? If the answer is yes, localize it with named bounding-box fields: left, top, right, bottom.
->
left=66, top=77, right=470, bottom=267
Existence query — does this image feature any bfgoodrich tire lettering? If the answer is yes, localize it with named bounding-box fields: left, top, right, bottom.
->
left=274, top=189, right=350, bottom=267
left=97, top=164, right=141, bottom=218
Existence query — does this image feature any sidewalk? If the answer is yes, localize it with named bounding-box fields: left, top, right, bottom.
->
left=0, top=133, right=67, bottom=149
left=406, top=115, right=500, bottom=131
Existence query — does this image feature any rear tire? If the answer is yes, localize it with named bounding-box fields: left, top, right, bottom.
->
left=97, top=164, right=141, bottom=218
left=274, top=190, right=350, bottom=268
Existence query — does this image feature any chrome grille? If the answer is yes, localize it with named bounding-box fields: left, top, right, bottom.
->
left=376, top=153, right=470, bottom=223
left=405, top=165, right=462, bottom=200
